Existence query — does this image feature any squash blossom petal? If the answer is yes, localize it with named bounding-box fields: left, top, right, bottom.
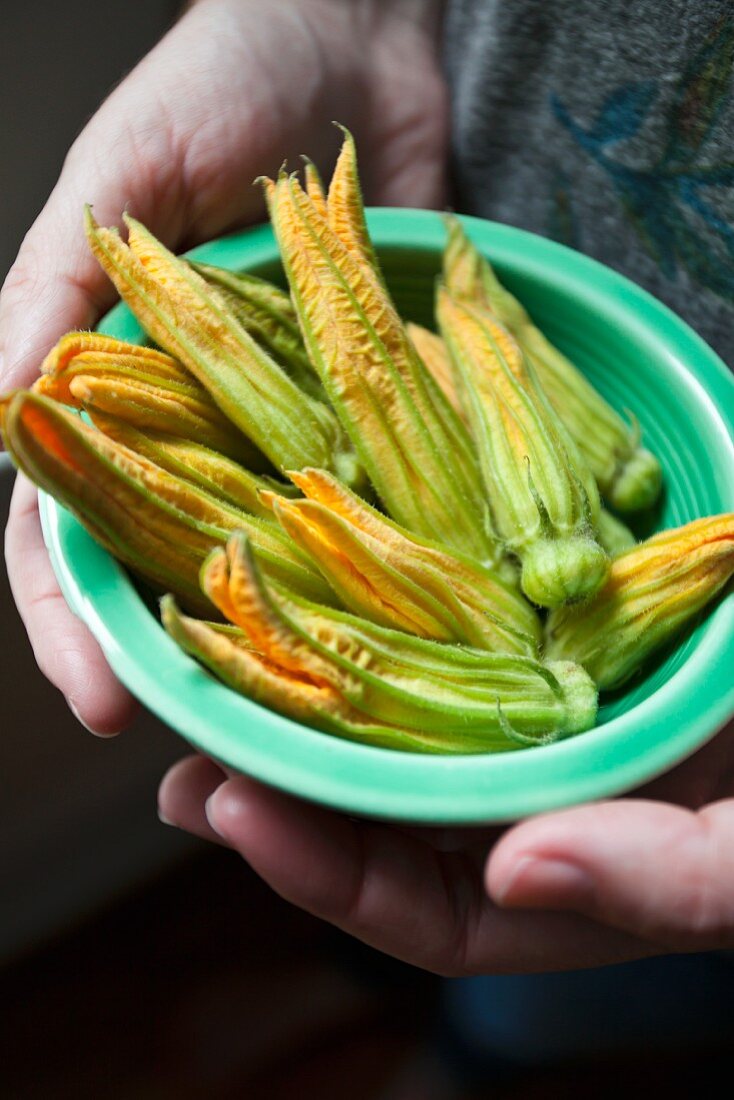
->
left=262, top=467, right=537, bottom=654
left=263, top=171, right=495, bottom=562
left=0, top=391, right=333, bottom=612
left=41, top=332, right=190, bottom=384
left=191, top=262, right=324, bottom=400
left=545, top=514, right=734, bottom=688
left=83, top=208, right=360, bottom=485
left=36, top=333, right=264, bottom=466
left=160, top=594, right=435, bottom=751
left=444, top=217, right=662, bottom=513
left=437, top=287, right=609, bottom=607
left=93, top=416, right=298, bottom=519
left=302, top=155, right=328, bottom=217
left=194, top=532, right=598, bottom=752
left=326, top=125, right=382, bottom=275
left=161, top=594, right=344, bottom=723
left=406, top=323, right=466, bottom=422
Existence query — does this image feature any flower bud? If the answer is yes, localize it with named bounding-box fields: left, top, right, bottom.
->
left=0, top=391, right=332, bottom=611
left=35, top=333, right=262, bottom=465
left=262, top=152, right=495, bottom=563
left=437, top=288, right=608, bottom=607
left=191, top=532, right=598, bottom=752
left=84, top=208, right=359, bottom=485
left=263, top=467, right=537, bottom=654
left=545, top=515, right=734, bottom=688
left=443, top=217, right=662, bottom=512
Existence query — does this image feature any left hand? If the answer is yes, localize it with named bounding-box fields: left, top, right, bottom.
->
left=158, top=717, right=734, bottom=974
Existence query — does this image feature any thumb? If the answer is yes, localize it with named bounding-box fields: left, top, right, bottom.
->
left=486, top=798, right=734, bottom=951
left=0, top=165, right=129, bottom=392
left=0, top=135, right=148, bottom=733
left=0, top=160, right=139, bottom=732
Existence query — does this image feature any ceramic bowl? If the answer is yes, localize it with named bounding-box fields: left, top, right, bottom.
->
left=39, top=210, right=734, bottom=822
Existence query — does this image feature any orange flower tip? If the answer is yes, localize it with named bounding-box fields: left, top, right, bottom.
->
left=159, top=593, right=178, bottom=627
left=84, top=205, right=119, bottom=241
left=284, top=468, right=312, bottom=491
left=521, top=536, right=610, bottom=609
left=442, top=213, right=457, bottom=231
left=254, top=175, right=277, bottom=202
left=159, top=595, right=199, bottom=652
left=200, top=544, right=226, bottom=582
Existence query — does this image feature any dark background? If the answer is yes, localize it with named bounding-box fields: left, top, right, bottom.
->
left=1, top=1, right=179, bottom=282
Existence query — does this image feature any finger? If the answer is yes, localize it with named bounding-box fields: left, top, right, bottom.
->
left=204, top=776, right=654, bottom=974
left=486, top=797, right=734, bottom=951
left=5, top=474, right=137, bottom=734
left=0, top=117, right=185, bottom=395
left=360, top=7, right=448, bottom=209
left=0, top=117, right=157, bottom=392
left=158, top=754, right=228, bottom=843
left=0, top=210, right=115, bottom=393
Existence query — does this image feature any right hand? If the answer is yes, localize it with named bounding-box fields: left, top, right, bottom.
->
left=158, top=718, right=734, bottom=976
left=1, top=0, right=448, bottom=733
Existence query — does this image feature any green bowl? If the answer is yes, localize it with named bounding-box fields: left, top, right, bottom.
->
left=39, top=209, right=734, bottom=823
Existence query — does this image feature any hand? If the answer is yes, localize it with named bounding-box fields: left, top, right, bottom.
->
left=158, top=718, right=734, bottom=975
left=1, top=0, right=448, bottom=734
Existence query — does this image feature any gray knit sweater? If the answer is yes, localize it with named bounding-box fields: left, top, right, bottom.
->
left=444, top=1, right=734, bottom=363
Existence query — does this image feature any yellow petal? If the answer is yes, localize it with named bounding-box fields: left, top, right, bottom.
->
left=546, top=514, right=734, bottom=688
left=84, top=208, right=351, bottom=479
left=438, top=287, right=608, bottom=607
left=264, top=173, right=493, bottom=561
left=41, top=332, right=181, bottom=379
left=326, top=125, right=380, bottom=273
left=269, top=468, right=539, bottom=652
left=302, top=156, right=328, bottom=218
left=406, top=323, right=466, bottom=422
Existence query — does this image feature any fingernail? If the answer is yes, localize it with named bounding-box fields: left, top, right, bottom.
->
left=205, top=781, right=241, bottom=840
left=493, top=855, right=595, bottom=908
left=204, top=788, right=227, bottom=839
left=68, top=699, right=121, bottom=738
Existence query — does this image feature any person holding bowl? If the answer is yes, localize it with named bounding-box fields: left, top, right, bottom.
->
left=3, top=0, right=734, bottom=1080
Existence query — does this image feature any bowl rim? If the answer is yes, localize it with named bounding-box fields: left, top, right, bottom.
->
left=39, top=208, right=734, bottom=823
